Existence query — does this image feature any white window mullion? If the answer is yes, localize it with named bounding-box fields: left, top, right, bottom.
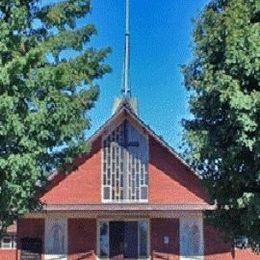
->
left=102, top=121, right=148, bottom=203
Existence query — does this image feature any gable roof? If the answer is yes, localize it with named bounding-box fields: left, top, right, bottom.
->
left=38, top=99, right=213, bottom=210
left=88, top=100, right=200, bottom=179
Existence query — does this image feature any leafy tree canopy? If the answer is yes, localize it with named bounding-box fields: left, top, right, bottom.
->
left=182, top=0, right=259, bottom=251
left=0, top=0, right=111, bottom=231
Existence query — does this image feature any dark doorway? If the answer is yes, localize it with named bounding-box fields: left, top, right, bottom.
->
left=109, top=221, right=138, bottom=259
left=109, top=222, right=124, bottom=258
left=21, top=238, right=42, bottom=260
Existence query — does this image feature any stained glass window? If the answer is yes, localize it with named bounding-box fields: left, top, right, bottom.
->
left=138, top=221, right=148, bottom=257
left=191, top=224, right=200, bottom=255
left=99, top=222, right=109, bottom=257
left=45, top=218, right=67, bottom=258
left=102, top=120, right=148, bottom=202
left=180, top=218, right=203, bottom=258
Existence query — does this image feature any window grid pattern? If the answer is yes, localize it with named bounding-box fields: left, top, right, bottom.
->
left=102, top=121, right=148, bottom=202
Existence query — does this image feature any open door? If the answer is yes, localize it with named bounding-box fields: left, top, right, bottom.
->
left=99, top=220, right=148, bottom=259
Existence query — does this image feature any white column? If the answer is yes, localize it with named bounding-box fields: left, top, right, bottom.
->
left=180, top=216, right=204, bottom=260
left=44, top=218, right=68, bottom=260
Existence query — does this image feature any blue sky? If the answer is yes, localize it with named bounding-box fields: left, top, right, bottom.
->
left=47, top=0, right=210, bottom=151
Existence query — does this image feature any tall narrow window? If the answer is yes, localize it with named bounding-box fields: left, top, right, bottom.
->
left=102, top=120, right=148, bottom=202
left=191, top=224, right=200, bottom=255
left=180, top=218, right=204, bottom=259
left=45, top=219, right=67, bottom=260
left=138, top=221, right=148, bottom=257
left=99, top=222, right=109, bottom=258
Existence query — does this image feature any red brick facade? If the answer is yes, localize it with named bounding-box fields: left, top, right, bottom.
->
left=151, top=219, right=179, bottom=260
left=149, top=137, right=209, bottom=204
left=2, top=108, right=258, bottom=260
left=0, top=250, right=17, bottom=260
left=68, top=219, right=96, bottom=260
left=12, top=218, right=259, bottom=259
left=40, top=116, right=209, bottom=206
left=41, top=138, right=102, bottom=205
left=17, top=218, right=44, bottom=260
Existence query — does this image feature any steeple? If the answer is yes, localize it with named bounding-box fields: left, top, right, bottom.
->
left=122, top=0, right=130, bottom=97
left=112, top=0, right=138, bottom=114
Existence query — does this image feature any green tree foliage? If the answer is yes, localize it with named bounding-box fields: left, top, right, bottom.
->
left=182, top=0, right=260, bottom=251
left=0, top=0, right=111, bottom=231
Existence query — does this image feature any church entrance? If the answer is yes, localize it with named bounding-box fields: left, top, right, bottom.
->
left=98, top=220, right=149, bottom=259
left=110, top=221, right=138, bottom=259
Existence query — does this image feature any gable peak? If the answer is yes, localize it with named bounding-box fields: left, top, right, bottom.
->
left=112, top=96, right=138, bottom=115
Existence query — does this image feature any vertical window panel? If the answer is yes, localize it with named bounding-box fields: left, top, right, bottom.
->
left=103, top=187, right=110, bottom=200
left=191, top=225, right=200, bottom=255
left=138, top=221, right=148, bottom=257
left=99, top=222, right=109, bottom=257
left=141, top=187, right=148, bottom=200
left=102, top=121, right=148, bottom=202
left=180, top=218, right=204, bottom=259
left=45, top=218, right=67, bottom=259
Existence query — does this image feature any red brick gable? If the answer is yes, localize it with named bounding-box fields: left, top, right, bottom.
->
left=149, top=135, right=210, bottom=204
left=40, top=137, right=102, bottom=204
left=40, top=107, right=211, bottom=206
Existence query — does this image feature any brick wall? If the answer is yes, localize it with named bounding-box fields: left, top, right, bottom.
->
left=40, top=122, right=210, bottom=206
left=149, top=137, right=210, bottom=204
left=40, top=138, right=102, bottom=204
left=14, top=217, right=260, bottom=260
left=151, top=218, right=179, bottom=260
left=17, top=218, right=44, bottom=260
left=0, top=249, right=17, bottom=260
left=68, top=218, right=96, bottom=260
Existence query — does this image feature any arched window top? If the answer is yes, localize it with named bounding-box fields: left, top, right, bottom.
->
left=51, top=224, right=65, bottom=254
left=45, top=219, right=67, bottom=256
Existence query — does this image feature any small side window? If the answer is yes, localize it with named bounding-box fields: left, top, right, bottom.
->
left=0, top=235, right=16, bottom=249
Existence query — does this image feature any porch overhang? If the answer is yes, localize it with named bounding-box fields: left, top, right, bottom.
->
left=43, top=203, right=215, bottom=211
left=25, top=203, right=215, bottom=218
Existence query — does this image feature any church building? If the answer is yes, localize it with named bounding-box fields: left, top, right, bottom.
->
left=0, top=1, right=258, bottom=260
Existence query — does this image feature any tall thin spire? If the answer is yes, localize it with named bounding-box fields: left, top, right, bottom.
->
left=113, top=0, right=138, bottom=114
left=122, top=0, right=131, bottom=97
